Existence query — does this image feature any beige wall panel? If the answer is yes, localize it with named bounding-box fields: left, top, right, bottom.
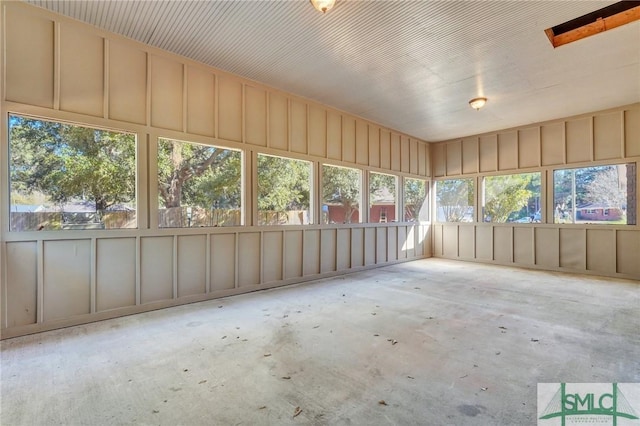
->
left=43, top=240, right=91, bottom=321
left=424, top=144, right=432, bottom=177
left=376, top=227, right=387, bottom=263
left=364, top=228, right=376, bottom=265
left=410, top=140, right=419, bottom=175
left=351, top=228, right=364, bottom=267
left=140, top=236, right=173, bottom=304
left=381, top=130, right=392, bottom=170
left=263, top=232, right=283, bottom=283
left=218, top=76, right=243, bottom=142
left=290, top=100, right=308, bottom=154
left=342, top=116, right=356, bottom=163
left=462, top=137, right=479, bottom=175
left=433, top=225, right=443, bottom=256
left=541, top=122, right=565, bottom=166
left=396, top=226, right=406, bottom=259
left=518, top=127, right=540, bottom=169
left=446, top=141, right=462, bottom=176
left=420, top=226, right=431, bottom=257
left=308, top=105, right=327, bottom=157
left=388, top=226, right=399, bottom=260
left=624, top=108, right=640, bottom=158
left=327, top=111, right=342, bottom=160
left=594, top=112, right=622, bottom=161
left=211, top=234, right=236, bottom=291
left=186, top=67, right=215, bottom=137
left=59, top=24, right=104, bottom=116
left=96, top=238, right=135, bottom=312
left=433, top=143, right=446, bottom=177
left=5, top=5, right=54, bottom=107
left=443, top=226, right=458, bottom=258
left=177, top=235, right=206, bottom=297
left=402, top=226, right=415, bottom=258
left=479, top=135, right=498, bottom=173
left=616, top=230, right=640, bottom=276
left=475, top=226, right=493, bottom=260
left=321, top=229, right=337, bottom=273
left=390, top=133, right=402, bottom=172
left=566, top=118, right=591, bottom=164
left=336, top=229, right=351, bottom=270
left=513, top=227, right=534, bottom=265
left=245, top=85, right=267, bottom=147
left=559, top=228, right=586, bottom=270
left=6, top=242, right=37, bottom=327
left=109, top=42, right=147, bottom=124
left=284, top=231, right=303, bottom=279
left=458, top=226, right=474, bottom=259
left=238, top=233, right=260, bottom=286
left=498, top=132, right=517, bottom=171
left=493, top=227, right=512, bottom=263
left=369, top=125, right=380, bottom=168
left=150, top=55, right=183, bottom=131
left=268, top=93, right=288, bottom=150
left=586, top=229, right=615, bottom=274
left=303, top=229, right=320, bottom=275
left=418, top=142, right=427, bottom=176
left=356, top=121, right=369, bottom=165
left=401, top=136, right=411, bottom=173
left=535, top=228, right=559, bottom=268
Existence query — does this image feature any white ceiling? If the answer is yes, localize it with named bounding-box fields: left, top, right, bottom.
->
left=23, top=0, right=640, bottom=142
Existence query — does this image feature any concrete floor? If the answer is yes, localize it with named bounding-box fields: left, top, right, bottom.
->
left=1, top=259, right=639, bottom=426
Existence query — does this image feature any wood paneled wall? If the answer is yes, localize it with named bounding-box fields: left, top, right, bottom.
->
left=431, top=104, right=640, bottom=280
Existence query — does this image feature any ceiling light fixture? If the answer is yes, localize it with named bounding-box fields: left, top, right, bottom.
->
left=310, top=0, right=336, bottom=13
left=469, top=97, right=487, bottom=110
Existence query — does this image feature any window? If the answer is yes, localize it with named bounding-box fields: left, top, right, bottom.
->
left=483, top=172, right=541, bottom=223
left=369, top=172, right=397, bottom=223
left=322, top=165, right=361, bottom=224
left=435, top=178, right=474, bottom=222
left=554, top=163, right=636, bottom=225
left=9, top=115, right=136, bottom=231
left=257, top=154, right=311, bottom=225
left=404, top=178, right=428, bottom=222
left=157, top=138, right=241, bottom=228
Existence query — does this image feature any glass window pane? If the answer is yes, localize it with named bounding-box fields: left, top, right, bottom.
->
left=9, top=115, right=136, bottom=231
left=369, top=172, right=397, bottom=223
left=553, top=163, right=636, bottom=225
left=322, top=165, right=361, bottom=224
left=435, top=178, right=474, bottom=222
left=404, top=178, right=428, bottom=222
left=257, top=154, right=311, bottom=225
left=157, top=138, right=241, bottom=228
left=483, top=173, right=541, bottom=223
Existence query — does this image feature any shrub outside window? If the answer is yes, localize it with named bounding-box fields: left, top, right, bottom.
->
left=404, top=178, right=428, bottom=222
left=9, top=115, right=136, bottom=231
left=322, top=165, right=361, bottom=224
left=369, top=172, right=397, bottom=223
left=553, top=163, right=636, bottom=225
left=257, top=154, right=311, bottom=225
left=436, top=178, right=474, bottom=222
left=157, top=138, right=241, bottom=228
left=483, top=173, right=541, bottom=223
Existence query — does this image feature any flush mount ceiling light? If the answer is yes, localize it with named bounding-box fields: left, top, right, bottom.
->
left=310, top=0, right=336, bottom=13
left=469, top=97, right=487, bottom=110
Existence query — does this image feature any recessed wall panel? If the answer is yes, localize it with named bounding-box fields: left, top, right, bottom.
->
left=218, top=77, right=243, bottom=142
left=290, top=100, right=307, bottom=154
left=327, top=111, right=342, bottom=160
left=498, top=132, right=517, bottom=171
left=493, top=227, right=512, bottom=263
left=541, top=122, right=564, bottom=166
left=535, top=228, right=559, bottom=268
left=336, top=229, right=351, bottom=270
left=518, top=127, right=540, bottom=169
left=109, top=42, right=146, bottom=124
left=351, top=228, right=364, bottom=267
left=6, top=242, right=37, bottom=327
left=238, top=233, right=260, bottom=286
left=43, top=240, right=91, bottom=321
left=364, top=228, right=376, bottom=265
left=566, top=118, right=591, bottom=164
left=560, top=228, right=586, bottom=270
left=616, top=230, right=640, bottom=276
left=263, top=231, right=283, bottom=283
left=443, top=226, right=458, bottom=258
left=402, top=225, right=415, bottom=258
left=303, top=230, right=320, bottom=275
left=401, top=136, right=410, bottom=173
left=186, top=66, right=215, bottom=137
left=458, top=226, right=474, bottom=259
left=150, top=55, right=183, bottom=131
left=381, top=130, right=391, bottom=170
left=624, top=108, right=640, bottom=158
left=245, top=85, right=267, bottom=147
left=513, top=227, right=534, bottom=265
left=60, top=24, right=104, bottom=116
left=211, top=234, right=236, bottom=291
left=433, top=225, right=443, bottom=256
left=410, top=140, right=419, bottom=175
left=268, top=93, right=288, bottom=150
left=309, top=105, right=326, bottom=157
left=369, top=125, right=380, bottom=168
left=395, top=226, right=404, bottom=260
left=446, top=141, right=462, bottom=176
left=586, top=229, right=615, bottom=274
left=433, top=143, right=445, bottom=177
left=376, top=227, right=387, bottom=263
left=284, top=230, right=303, bottom=279
left=475, top=226, right=493, bottom=260
left=342, top=116, right=356, bottom=163
left=141, top=236, right=173, bottom=304
left=356, top=121, right=369, bottom=165
left=479, top=135, right=497, bottom=172
left=462, top=137, right=479, bottom=174
left=177, top=235, right=206, bottom=297
left=96, top=238, right=135, bottom=311
left=391, top=133, right=402, bottom=172
left=418, top=142, right=427, bottom=176
left=321, top=229, right=337, bottom=273
left=593, top=112, right=622, bottom=161
left=5, top=4, right=54, bottom=108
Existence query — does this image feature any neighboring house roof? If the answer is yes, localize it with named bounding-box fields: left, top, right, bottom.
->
left=10, top=204, right=45, bottom=213
left=576, top=203, right=621, bottom=210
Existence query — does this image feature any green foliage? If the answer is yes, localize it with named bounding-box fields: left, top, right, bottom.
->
left=257, top=155, right=310, bottom=212
left=484, top=173, right=536, bottom=222
left=369, top=173, right=396, bottom=205
left=322, top=165, right=361, bottom=223
left=436, top=179, right=474, bottom=222
left=404, top=178, right=427, bottom=221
